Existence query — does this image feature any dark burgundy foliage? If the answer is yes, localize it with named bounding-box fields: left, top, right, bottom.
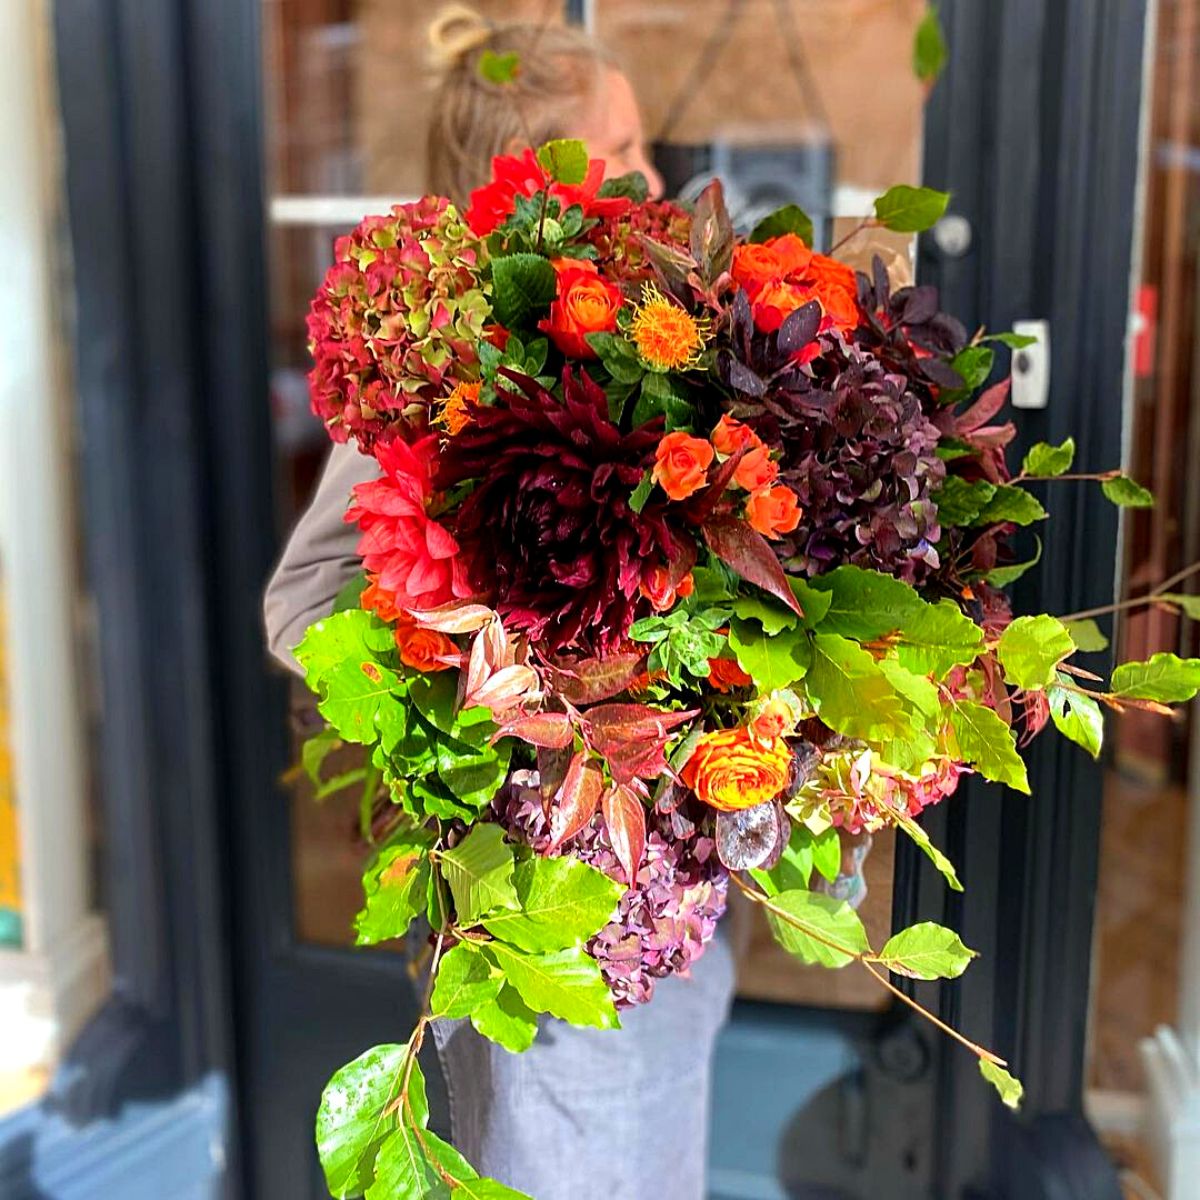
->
left=436, top=367, right=692, bottom=652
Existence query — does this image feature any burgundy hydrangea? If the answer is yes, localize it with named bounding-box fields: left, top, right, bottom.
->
left=495, top=771, right=728, bottom=1008
left=435, top=367, right=691, bottom=653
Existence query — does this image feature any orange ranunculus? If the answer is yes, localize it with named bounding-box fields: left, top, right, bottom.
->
left=394, top=621, right=459, bottom=672
left=731, top=242, right=784, bottom=294
left=707, top=657, right=753, bottom=693
left=361, top=575, right=406, bottom=624
left=681, top=726, right=793, bottom=811
left=652, top=431, right=715, bottom=502
left=733, top=444, right=779, bottom=492
left=750, top=278, right=812, bottom=333
left=711, top=413, right=761, bottom=456
left=750, top=697, right=797, bottom=746
left=537, top=259, right=624, bottom=359
left=799, top=252, right=860, bottom=332
left=745, top=485, right=802, bottom=539
left=771, top=233, right=815, bottom=278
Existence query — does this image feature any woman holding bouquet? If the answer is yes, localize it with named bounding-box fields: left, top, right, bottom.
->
left=265, top=8, right=732, bottom=1199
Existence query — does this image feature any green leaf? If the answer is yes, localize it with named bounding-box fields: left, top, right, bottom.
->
left=896, top=814, right=962, bottom=891
left=439, top=825, right=519, bottom=926
left=751, top=826, right=815, bottom=894
left=597, top=171, right=650, bottom=202
left=877, top=922, right=976, bottom=980
left=949, top=700, right=1030, bottom=793
left=732, top=594, right=799, bottom=636
left=811, top=827, right=842, bottom=883
left=985, top=537, right=1042, bottom=587
left=729, top=620, right=812, bottom=693
left=934, top=476, right=997, bottom=526
left=366, top=1122, right=447, bottom=1200
left=806, top=634, right=917, bottom=743
left=1101, top=474, right=1155, bottom=508
left=873, top=184, right=950, bottom=233
left=980, top=1060, right=1024, bottom=1110
left=1022, top=437, right=1075, bottom=477
left=483, top=942, right=620, bottom=1030
left=805, top=565, right=924, bottom=640
left=748, top=203, right=815, bottom=247
left=435, top=734, right=512, bottom=811
left=896, top=600, right=984, bottom=678
left=303, top=727, right=342, bottom=786
left=478, top=49, right=520, bottom=84
left=949, top=345, right=994, bottom=391
left=536, top=138, right=588, bottom=185
left=586, top=331, right=644, bottom=384
left=1062, top=618, right=1109, bottom=652
left=470, top=984, right=539, bottom=1053
left=490, top=253, right=557, bottom=330
left=973, top=484, right=1047, bottom=527
left=482, top=854, right=623, bottom=953
left=789, top=577, right=835, bottom=628
left=988, top=331, right=1039, bottom=349
left=333, top=572, right=369, bottom=613
left=1048, top=684, right=1104, bottom=759
left=1160, top=592, right=1200, bottom=620
left=997, top=614, right=1075, bottom=690
left=318, top=657, right=406, bottom=746
left=1111, top=652, right=1200, bottom=702
left=296, top=608, right=396, bottom=690
left=431, top=943, right=503, bottom=1019
left=355, top=832, right=435, bottom=946
left=765, top=889, right=869, bottom=968
left=453, top=1175, right=532, bottom=1200
left=628, top=468, right=654, bottom=514
left=913, top=4, right=948, bottom=83
left=316, top=1042, right=411, bottom=1196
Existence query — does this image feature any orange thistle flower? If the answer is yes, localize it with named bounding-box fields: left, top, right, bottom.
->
left=438, top=380, right=481, bottom=436
left=628, top=284, right=709, bottom=372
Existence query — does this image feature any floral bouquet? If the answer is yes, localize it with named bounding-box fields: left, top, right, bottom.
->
left=298, top=139, right=1200, bottom=1199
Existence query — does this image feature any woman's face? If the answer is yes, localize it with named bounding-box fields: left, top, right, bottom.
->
left=571, top=69, right=665, bottom=200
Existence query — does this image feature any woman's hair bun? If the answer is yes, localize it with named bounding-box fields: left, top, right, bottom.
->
left=427, top=4, right=494, bottom=71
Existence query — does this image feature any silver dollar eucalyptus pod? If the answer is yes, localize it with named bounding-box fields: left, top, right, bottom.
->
left=715, top=798, right=790, bottom=871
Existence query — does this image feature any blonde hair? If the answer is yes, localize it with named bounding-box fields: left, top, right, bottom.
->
left=425, top=5, right=617, bottom=203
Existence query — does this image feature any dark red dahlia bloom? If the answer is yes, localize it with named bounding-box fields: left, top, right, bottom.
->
left=435, top=368, right=689, bottom=652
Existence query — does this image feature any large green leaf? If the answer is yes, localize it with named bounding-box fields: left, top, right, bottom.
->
left=355, top=832, right=435, bottom=946
left=439, top=825, right=519, bottom=926
left=949, top=700, right=1030, bottom=793
left=873, top=184, right=950, bottom=233
left=431, top=943, right=503, bottom=1019
left=482, top=942, right=619, bottom=1029
left=435, top=735, right=512, bottom=811
left=749, top=203, right=815, bottom=247
left=764, top=889, right=869, bottom=968
left=490, top=253, right=557, bottom=330
left=805, top=565, right=923, bottom=640
left=732, top=594, right=799, bottom=636
left=935, top=476, right=997, bottom=526
left=895, top=600, right=984, bottom=678
left=1048, top=684, right=1104, bottom=759
left=1111, top=652, right=1200, bottom=702
left=805, top=634, right=916, bottom=744
left=296, top=608, right=396, bottom=689
left=750, top=826, right=815, bottom=895
left=316, top=1042, right=411, bottom=1197
left=470, top=984, right=540, bottom=1053
left=877, top=922, right=977, bottom=980
left=318, top=657, right=406, bottom=746
left=980, top=1061, right=1024, bottom=1110
left=728, top=620, right=812, bottom=693
left=997, top=614, right=1075, bottom=690
left=482, top=854, right=623, bottom=953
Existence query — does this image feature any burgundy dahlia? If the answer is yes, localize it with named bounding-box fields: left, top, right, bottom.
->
left=495, top=771, right=728, bottom=1008
left=435, top=368, right=689, bottom=652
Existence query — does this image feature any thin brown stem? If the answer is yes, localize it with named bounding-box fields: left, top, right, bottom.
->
left=1058, top=559, right=1200, bottom=623
left=829, top=217, right=878, bottom=256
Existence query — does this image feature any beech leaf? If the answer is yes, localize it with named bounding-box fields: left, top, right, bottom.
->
left=997, top=614, right=1076, bottom=690
left=765, top=889, right=869, bottom=968
left=430, top=943, right=502, bottom=1019
left=355, top=832, right=435, bottom=946
left=949, top=700, right=1030, bottom=793
left=1110, top=652, right=1200, bottom=702
left=1048, top=684, right=1104, bottom=759
left=980, top=1061, right=1024, bottom=1110
left=439, top=825, right=519, bottom=926
left=873, top=184, right=950, bottom=233
left=482, top=942, right=620, bottom=1030
left=878, top=922, right=977, bottom=980
left=470, top=985, right=539, bottom=1053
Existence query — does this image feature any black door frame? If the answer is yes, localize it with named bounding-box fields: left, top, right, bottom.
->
left=44, top=0, right=1148, bottom=1196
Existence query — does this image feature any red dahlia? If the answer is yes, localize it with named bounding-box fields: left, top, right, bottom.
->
left=436, top=369, right=692, bottom=652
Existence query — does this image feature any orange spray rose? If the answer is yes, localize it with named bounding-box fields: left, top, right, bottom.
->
left=538, top=259, right=623, bottom=358
left=652, top=431, right=715, bottom=501
left=745, top=485, right=802, bottom=539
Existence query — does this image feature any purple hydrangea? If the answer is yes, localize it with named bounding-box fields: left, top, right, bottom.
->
left=494, top=771, right=728, bottom=1008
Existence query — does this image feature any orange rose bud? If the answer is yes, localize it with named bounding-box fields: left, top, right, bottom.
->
left=681, top=727, right=792, bottom=812
left=733, top=444, right=779, bottom=492
left=394, top=621, right=458, bottom=672
left=750, top=697, right=796, bottom=746
left=711, top=413, right=761, bottom=456
left=707, top=657, right=753, bottom=692
left=652, top=431, right=715, bottom=501
left=676, top=571, right=695, bottom=598
left=361, top=575, right=406, bottom=624
left=745, top=485, right=802, bottom=539
left=538, top=259, right=624, bottom=359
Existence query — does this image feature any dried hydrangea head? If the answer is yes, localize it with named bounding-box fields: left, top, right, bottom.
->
left=306, top=196, right=490, bottom=449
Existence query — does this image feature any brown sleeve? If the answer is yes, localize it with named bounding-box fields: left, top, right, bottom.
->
left=263, top=440, right=379, bottom=674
